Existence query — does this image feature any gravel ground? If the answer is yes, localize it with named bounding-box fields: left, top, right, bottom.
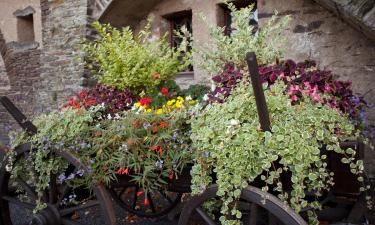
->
left=9, top=202, right=177, bottom=225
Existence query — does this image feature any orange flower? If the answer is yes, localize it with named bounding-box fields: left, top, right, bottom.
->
left=127, top=139, right=135, bottom=145
left=153, top=73, right=161, bottom=79
left=159, top=122, right=168, bottom=129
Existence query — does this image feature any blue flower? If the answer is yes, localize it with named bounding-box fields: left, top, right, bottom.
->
left=143, top=123, right=151, bottom=129
left=76, top=169, right=84, bottom=177
left=155, top=160, right=164, bottom=169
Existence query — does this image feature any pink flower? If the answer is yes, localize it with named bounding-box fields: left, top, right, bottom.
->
left=324, top=84, right=331, bottom=93
left=291, top=95, right=298, bottom=102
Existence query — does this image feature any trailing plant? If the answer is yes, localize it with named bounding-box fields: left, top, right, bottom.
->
left=82, top=21, right=192, bottom=94
left=190, top=80, right=370, bottom=225
left=193, top=2, right=289, bottom=77
left=6, top=102, right=195, bottom=211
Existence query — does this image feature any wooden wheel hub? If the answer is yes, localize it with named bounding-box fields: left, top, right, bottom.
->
left=30, top=204, right=61, bottom=225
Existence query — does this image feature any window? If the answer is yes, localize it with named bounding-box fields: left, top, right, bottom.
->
left=163, top=10, right=193, bottom=73
left=14, top=6, right=35, bottom=43
left=218, top=0, right=258, bottom=36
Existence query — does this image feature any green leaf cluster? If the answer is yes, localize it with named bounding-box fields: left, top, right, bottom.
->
left=193, top=3, right=289, bottom=77
left=190, top=81, right=368, bottom=225
left=82, top=21, right=192, bottom=94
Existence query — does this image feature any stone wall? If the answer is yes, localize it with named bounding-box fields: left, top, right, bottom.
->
left=36, top=0, right=95, bottom=112
left=258, top=0, right=375, bottom=177
left=0, top=30, right=41, bottom=145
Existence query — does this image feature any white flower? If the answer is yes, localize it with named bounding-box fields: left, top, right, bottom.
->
left=229, top=119, right=240, bottom=126
left=114, top=113, right=121, bottom=120
left=186, top=95, right=192, bottom=101
left=107, top=114, right=112, bottom=120
left=211, top=83, right=216, bottom=92
left=5, top=164, right=12, bottom=172
left=202, top=94, right=209, bottom=101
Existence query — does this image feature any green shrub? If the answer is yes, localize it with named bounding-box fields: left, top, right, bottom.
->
left=82, top=21, right=192, bottom=94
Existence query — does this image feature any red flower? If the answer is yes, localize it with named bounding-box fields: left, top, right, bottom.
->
left=117, top=168, right=124, bottom=175
left=158, top=148, right=163, bottom=156
left=139, top=98, right=152, bottom=106
left=168, top=172, right=174, bottom=180
left=152, top=145, right=159, bottom=151
left=159, top=122, right=167, bottom=129
left=117, top=167, right=129, bottom=175
left=152, top=127, right=158, bottom=134
left=79, top=90, right=87, bottom=98
left=161, top=87, right=168, bottom=95
left=136, top=191, right=143, bottom=197
left=84, top=98, right=97, bottom=108
left=143, top=198, right=149, bottom=206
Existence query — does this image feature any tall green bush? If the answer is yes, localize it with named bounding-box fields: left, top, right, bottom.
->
left=194, top=3, right=289, bottom=76
left=82, top=21, right=191, bottom=94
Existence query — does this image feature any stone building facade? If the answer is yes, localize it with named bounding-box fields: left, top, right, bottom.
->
left=0, top=0, right=374, bottom=174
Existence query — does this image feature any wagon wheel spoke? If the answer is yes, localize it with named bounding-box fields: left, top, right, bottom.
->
left=195, top=207, right=218, bottom=225
left=15, top=177, right=37, bottom=201
left=118, top=187, right=127, bottom=198
left=61, top=218, right=81, bottom=225
left=56, top=184, right=71, bottom=207
left=60, top=200, right=100, bottom=216
left=49, top=174, right=58, bottom=204
left=147, top=193, right=156, bottom=213
left=247, top=203, right=258, bottom=225
left=2, top=195, right=35, bottom=209
left=132, top=186, right=139, bottom=210
left=158, top=190, right=173, bottom=204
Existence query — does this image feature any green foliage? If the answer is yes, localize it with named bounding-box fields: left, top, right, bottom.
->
left=180, top=84, right=209, bottom=101
left=190, top=81, right=368, bottom=225
left=193, top=3, right=289, bottom=76
left=7, top=104, right=193, bottom=211
left=82, top=21, right=192, bottom=94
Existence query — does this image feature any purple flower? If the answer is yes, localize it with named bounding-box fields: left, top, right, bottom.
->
left=76, top=169, right=84, bottom=177
left=143, top=123, right=151, bottom=129
left=57, top=174, right=66, bottom=184
left=155, top=160, right=164, bottom=169
left=67, top=173, right=75, bottom=180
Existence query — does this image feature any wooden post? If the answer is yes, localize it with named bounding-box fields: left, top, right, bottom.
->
left=0, top=96, right=37, bottom=135
left=245, top=52, right=271, bottom=132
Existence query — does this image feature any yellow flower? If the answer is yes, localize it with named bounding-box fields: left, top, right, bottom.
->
left=177, top=96, right=184, bottom=102
left=167, top=99, right=175, bottom=106
left=135, top=102, right=141, bottom=108
left=146, top=109, right=152, bottom=113
left=175, top=101, right=183, bottom=109
left=156, top=109, right=163, bottom=115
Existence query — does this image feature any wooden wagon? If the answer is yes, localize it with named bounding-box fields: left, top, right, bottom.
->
left=0, top=52, right=367, bottom=225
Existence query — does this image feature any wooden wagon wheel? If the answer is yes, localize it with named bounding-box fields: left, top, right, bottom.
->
left=109, top=179, right=182, bottom=219
left=0, top=143, right=116, bottom=225
left=178, top=184, right=307, bottom=225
